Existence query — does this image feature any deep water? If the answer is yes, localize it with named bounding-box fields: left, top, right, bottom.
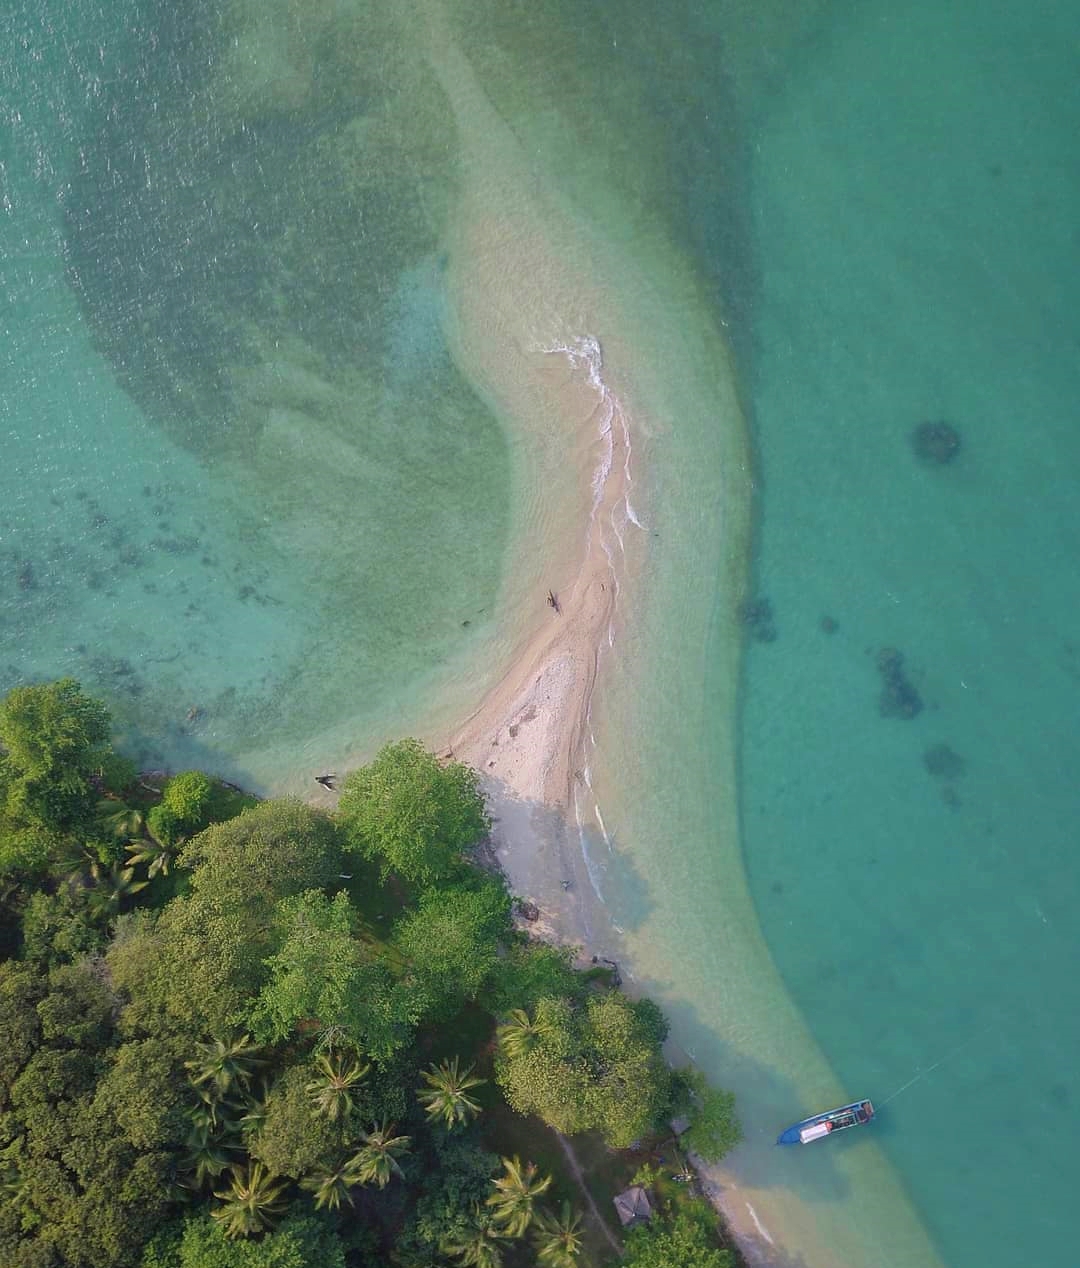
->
left=738, top=0, right=1080, bottom=1264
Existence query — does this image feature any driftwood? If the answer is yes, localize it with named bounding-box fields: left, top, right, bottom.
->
left=547, top=589, right=560, bottom=614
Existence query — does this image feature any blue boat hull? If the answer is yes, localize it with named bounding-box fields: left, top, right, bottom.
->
left=777, top=1099, right=875, bottom=1145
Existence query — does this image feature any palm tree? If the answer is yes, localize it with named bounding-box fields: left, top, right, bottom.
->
left=181, top=1117, right=237, bottom=1187
left=94, top=798, right=145, bottom=841
left=0, top=1159, right=33, bottom=1219
left=496, top=1008, right=547, bottom=1060
left=238, top=1095, right=269, bottom=1136
left=188, top=1088, right=247, bottom=1134
left=441, top=1212, right=508, bottom=1268
left=85, top=861, right=148, bottom=920
left=306, top=1050, right=370, bottom=1123
left=418, top=1056, right=485, bottom=1130
left=300, top=1157, right=355, bottom=1212
left=533, top=1202, right=584, bottom=1267
left=125, top=836, right=175, bottom=879
left=211, top=1162, right=288, bottom=1238
left=186, top=1034, right=266, bottom=1100
left=486, top=1157, right=552, bottom=1238
left=345, top=1121, right=411, bottom=1189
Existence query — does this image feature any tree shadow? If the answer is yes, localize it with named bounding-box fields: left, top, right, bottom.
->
left=475, top=773, right=654, bottom=953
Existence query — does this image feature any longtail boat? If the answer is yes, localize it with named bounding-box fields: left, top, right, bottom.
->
left=777, top=1099, right=875, bottom=1145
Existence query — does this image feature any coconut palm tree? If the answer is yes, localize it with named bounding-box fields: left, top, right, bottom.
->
left=188, top=1087, right=248, bottom=1135
left=186, top=1034, right=266, bottom=1101
left=306, top=1050, right=370, bottom=1123
left=300, top=1157, right=355, bottom=1212
left=211, top=1162, right=288, bottom=1238
left=181, top=1116, right=238, bottom=1188
left=486, top=1157, right=552, bottom=1238
left=94, top=798, right=145, bottom=842
left=418, top=1056, right=485, bottom=1130
left=85, top=861, right=148, bottom=920
left=533, top=1201, right=584, bottom=1267
left=441, top=1211, right=508, bottom=1268
left=496, top=1008, right=548, bottom=1061
left=0, top=1158, right=33, bottom=1219
left=238, top=1095, right=269, bottom=1136
left=125, top=836, right=175, bottom=879
left=345, top=1121, right=411, bottom=1189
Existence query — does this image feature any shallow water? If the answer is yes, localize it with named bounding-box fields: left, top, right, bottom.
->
left=2, top=0, right=511, bottom=784
left=4, top=1, right=1077, bottom=1265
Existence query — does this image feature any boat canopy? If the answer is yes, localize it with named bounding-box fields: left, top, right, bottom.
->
left=799, top=1121, right=832, bottom=1143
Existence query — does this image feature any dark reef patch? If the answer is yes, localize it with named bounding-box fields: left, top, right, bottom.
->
left=741, top=596, right=777, bottom=643
left=924, top=742, right=966, bottom=781
left=876, top=647, right=922, bottom=719
left=912, top=420, right=961, bottom=465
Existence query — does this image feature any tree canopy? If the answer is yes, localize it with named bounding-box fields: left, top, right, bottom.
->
left=0, top=678, right=115, bottom=877
left=337, top=739, right=489, bottom=886
left=0, top=684, right=741, bottom=1268
left=674, top=1069, right=743, bottom=1163
left=393, top=878, right=511, bottom=1015
left=496, top=993, right=673, bottom=1148
left=623, top=1204, right=736, bottom=1268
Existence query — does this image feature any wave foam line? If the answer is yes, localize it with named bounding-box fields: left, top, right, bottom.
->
left=572, top=780, right=607, bottom=910
left=745, top=1204, right=775, bottom=1246
left=538, top=335, right=641, bottom=924
left=541, top=336, right=644, bottom=585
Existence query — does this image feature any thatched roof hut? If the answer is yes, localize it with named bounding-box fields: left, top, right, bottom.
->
left=613, top=1185, right=653, bottom=1229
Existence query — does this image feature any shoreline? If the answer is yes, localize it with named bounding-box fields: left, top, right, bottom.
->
left=423, top=332, right=770, bottom=1261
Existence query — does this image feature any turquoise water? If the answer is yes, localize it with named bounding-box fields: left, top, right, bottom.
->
left=3, top=0, right=1078, bottom=1264
left=740, top=1, right=1080, bottom=1264
left=1, top=0, right=510, bottom=783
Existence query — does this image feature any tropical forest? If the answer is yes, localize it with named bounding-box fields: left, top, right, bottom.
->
left=0, top=679, right=741, bottom=1268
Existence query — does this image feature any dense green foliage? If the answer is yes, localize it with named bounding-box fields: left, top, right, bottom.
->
left=337, top=738, right=489, bottom=886
left=0, top=678, right=112, bottom=830
left=495, top=994, right=673, bottom=1148
left=623, top=1202, right=736, bottom=1268
left=672, top=1070, right=743, bottom=1163
left=0, top=684, right=740, bottom=1268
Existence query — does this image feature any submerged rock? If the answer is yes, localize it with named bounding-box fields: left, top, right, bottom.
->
left=741, top=596, right=777, bottom=643
left=912, top=420, right=961, bottom=465
left=924, top=742, right=966, bottom=780
left=876, top=647, right=922, bottom=719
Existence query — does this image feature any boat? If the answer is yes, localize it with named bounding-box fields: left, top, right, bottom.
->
left=776, top=1099, right=875, bottom=1145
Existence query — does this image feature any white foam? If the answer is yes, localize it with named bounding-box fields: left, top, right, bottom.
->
left=541, top=334, right=646, bottom=594
left=537, top=335, right=645, bottom=940
left=746, top=1202, right=775, bottom=1246
left=573, top=781, right=607, bottom=909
